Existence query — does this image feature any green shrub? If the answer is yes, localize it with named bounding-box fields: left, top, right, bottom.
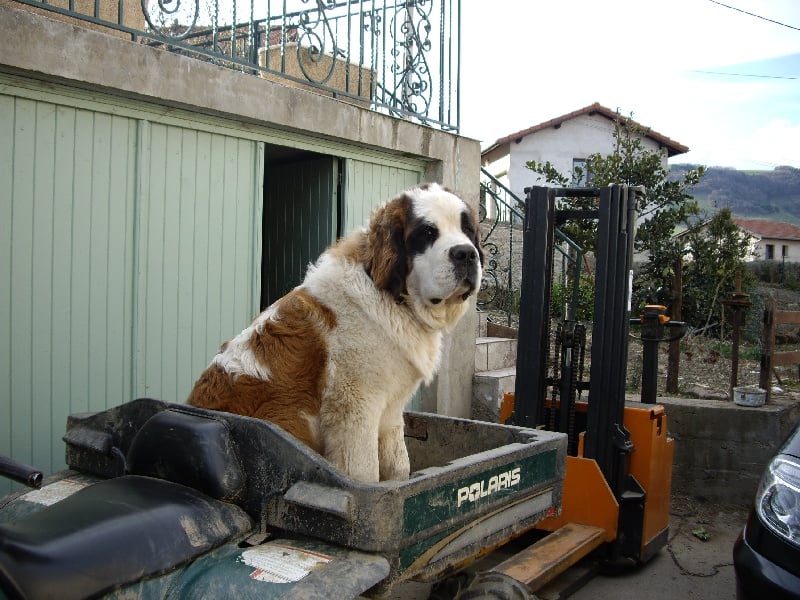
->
left=747, top=261, right=800, bottom=290
left=550, top=277, right=595, bottom=322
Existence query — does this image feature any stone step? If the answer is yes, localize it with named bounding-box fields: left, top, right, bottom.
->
left=475, top=313, right=519, bottom=341
left=475, top=336, right=517, bottom=372
left=472, top=366, right=516, bottom=422
left=476, top=311, right=489, bottom=338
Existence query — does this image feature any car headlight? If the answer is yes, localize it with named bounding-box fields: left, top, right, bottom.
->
left=756, top=455, right=800, bottom=548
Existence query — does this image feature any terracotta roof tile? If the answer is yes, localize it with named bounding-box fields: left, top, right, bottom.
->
left=482, top=102, right=688, bottom=158
left=732, top=217, right=800, bottom=241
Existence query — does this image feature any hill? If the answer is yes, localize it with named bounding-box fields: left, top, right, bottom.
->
left=670, top=164, right=800, bottom=225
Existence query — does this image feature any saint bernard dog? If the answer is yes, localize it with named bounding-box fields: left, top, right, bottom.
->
left=187, top=183, right=483, bottom=483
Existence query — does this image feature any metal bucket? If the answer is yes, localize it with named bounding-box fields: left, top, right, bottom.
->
left=733, top=386, right=767, bottom=407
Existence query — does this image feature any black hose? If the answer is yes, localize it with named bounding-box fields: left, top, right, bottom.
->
left=0, top=456, right=43, bottom=489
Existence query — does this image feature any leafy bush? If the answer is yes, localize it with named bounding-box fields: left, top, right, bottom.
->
left=550, top=277, right=595, bottom=322
left=747, top=261, right=800, bottom=291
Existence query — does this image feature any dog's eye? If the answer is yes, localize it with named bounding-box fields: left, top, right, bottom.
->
left=412, top=224, right=438, bottom=240
left=407, top=223, right=439, bottom=255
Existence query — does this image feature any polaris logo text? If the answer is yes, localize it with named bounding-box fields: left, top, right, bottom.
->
left=456, top=467, right=521, bottom=507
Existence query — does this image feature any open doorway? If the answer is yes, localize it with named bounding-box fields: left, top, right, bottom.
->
left=261, top=145, right=341, bottom=310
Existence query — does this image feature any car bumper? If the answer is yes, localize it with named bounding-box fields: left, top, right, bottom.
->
left=734, top=529, right=800, bottom=600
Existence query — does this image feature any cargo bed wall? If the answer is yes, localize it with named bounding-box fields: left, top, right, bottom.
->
left=63, top=399, right=567, bottom=586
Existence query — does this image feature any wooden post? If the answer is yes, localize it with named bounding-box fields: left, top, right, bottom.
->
left=759, top=303, right=800, bottom=403
left=721, top=271, right=752, bottom=399
left=666, top=258, right=682, bottom=394
left=759, top=298, right=775, bottom=402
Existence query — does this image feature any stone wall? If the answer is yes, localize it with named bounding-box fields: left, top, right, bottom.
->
left=658, top=395, right=800, bottom=503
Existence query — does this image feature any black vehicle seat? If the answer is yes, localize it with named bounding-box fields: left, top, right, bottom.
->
left=0, top=410, right=254, bottom=600
left=125, top=408, right=247, bottom=503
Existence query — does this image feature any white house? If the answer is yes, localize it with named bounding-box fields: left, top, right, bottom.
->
left=481, top=102, right=688, bottom=202
left=732, top=218, right=800, bottom=262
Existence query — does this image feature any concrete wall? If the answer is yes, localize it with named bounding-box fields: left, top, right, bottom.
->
left=481, top=152, right=511, bottom=189
left=659, top=396, right=800, bottom=503
left=0, top=4, right=481, bottom=419
left=483, top=114, right=668, bottom=202
left=7, top=0, right=144, bottom=37
left=509, top=114, right=667, bottom=199
left=258, top=44, right=375, bottom=108
left=752, top=237, right=800, bottom=262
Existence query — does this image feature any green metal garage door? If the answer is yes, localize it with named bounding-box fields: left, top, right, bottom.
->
left=0, top=91, right=263, bottom=493
left=0, top=75, right=426, bottom=494
left=342, top=158, right=423, bottom=234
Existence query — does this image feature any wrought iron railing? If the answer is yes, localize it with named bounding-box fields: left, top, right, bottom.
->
left=478, top=168, right=525, bottom=326
left=478, top=172, right=589, bottom=328
left=12, top=0, right=460, bottom=132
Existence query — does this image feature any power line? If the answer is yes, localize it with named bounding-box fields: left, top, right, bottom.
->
left=706, top=0, right=800, bottom=31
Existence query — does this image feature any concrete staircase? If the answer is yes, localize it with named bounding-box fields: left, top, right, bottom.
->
left=472, top=312, right=518, bottom=422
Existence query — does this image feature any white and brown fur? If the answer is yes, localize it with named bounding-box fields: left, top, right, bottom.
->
left=187, top=183, right=483, bottom=482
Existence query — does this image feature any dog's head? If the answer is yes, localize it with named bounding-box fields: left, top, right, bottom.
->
left=365, top=183, right=483, bottom=328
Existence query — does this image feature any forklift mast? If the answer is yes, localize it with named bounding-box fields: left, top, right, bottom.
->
left=513, top=184, right=641, bottom=517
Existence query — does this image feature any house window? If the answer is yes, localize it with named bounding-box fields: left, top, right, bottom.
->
left=572, top=158, right=589, bottom=186
left=782, top=245, right=789, bottom=259
left=765, top=244, right=775, bottom=260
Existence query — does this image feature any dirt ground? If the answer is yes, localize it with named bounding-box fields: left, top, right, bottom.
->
left=388, top=491, right=752, bottom=600
left=487, top=284, right=800, bottom=402
left=569, top=493, right=751, bottom=600
left=626, top=335, right=763, bottom=401
left=625, top=284, right=800, bottom=402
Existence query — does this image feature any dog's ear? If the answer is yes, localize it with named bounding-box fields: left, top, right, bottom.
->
left=364, top=197, right=409, bottom=302
left=463, top=205, right=485, bottom=267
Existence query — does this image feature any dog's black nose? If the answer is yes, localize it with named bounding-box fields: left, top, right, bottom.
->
left=449, top=244, right=477, bottom=265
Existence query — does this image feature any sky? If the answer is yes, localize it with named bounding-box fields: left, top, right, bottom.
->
left=459, top=0, right=800, bottom=170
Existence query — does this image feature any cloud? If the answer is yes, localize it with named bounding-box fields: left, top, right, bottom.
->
left=750, top=119, right=800, bottom=167
left=459, top=0, right=800, bottom=168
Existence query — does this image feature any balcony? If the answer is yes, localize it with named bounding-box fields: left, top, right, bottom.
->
left=12, top=0, right=460, bottom=132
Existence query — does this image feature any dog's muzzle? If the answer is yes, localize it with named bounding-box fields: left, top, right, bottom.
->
left=449, top=244, right=479, bottom=267
left=449, top=244, right=480, bottom=300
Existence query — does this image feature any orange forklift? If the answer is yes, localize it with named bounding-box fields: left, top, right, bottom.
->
left=482, top=185, right=686, bottom=594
